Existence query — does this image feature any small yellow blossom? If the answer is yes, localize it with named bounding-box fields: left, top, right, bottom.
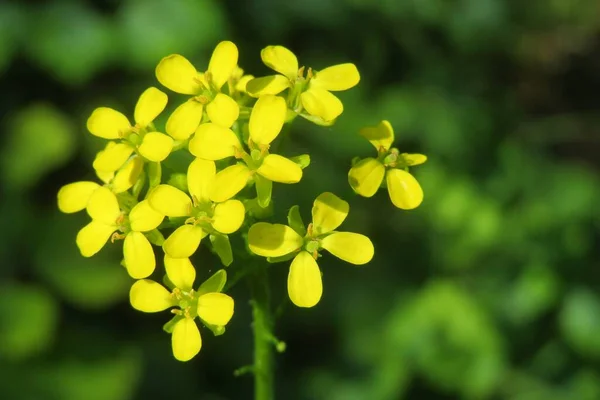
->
left=247, top=192, right=374, bottom=308
left=129, top=261, right=234, bottom=362
left=156, top=41, right=240, bottom=140
left=348, top=120, right=426, bottom=210
left=246, top=45, right=360, bottom=123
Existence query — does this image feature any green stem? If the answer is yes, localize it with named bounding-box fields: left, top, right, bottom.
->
left=250, top=266, right=274, bottom=400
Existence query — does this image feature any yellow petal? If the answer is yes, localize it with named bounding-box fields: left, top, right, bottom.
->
left=163, top=224, right=205, bottom=258
left=188, top=123, right=241, bottom=160
left=86, top=107, right=130, bottom=139
left=206, top=93, right=239, bottom=128
left=235, top=74, right=254, bottom=93
left=134, top=87, right=168, bottom=127
left=287, top=251, right=322, bottom=308
left=311, top=63, right=360, bottom=91
left=187, top=158, right=216, bottom=203
left=129, top=279, right=173, bottom=313
left=87, top=186, right=120, bottom=225
left=386, top=169, right=424, bottom=210
left=359, top=120, right=394, bottom=151
left=172, top=318, right=201, bottom=362
left=76, top=220, right=115, bottom=257
left=248, top=222, right=303, bottom=257
left=124, top=231, right=155, bottom=279
left=401, top=153, right=427, bottom=166
left=249, top=95, right=287, bottom=145
left=348, top=158, right=385, bottom=198
left=246, top=75, right=291, bottom=97
left=148, top=185, right=192, bottom=217
left=138, top=132, right=173, bottom=162
left=261, top=45, right=298, bottom=81
left=321, top=232, right=374, bottom=265
left=257, top=154, right=302, bottom=184
left=93, top=142, right=134, bottom=172
left=129, top=200, right=164, bottom=232
left=209, top=164, right=251, bottom=203
left=155, top=54, right=202, bottom=95
left=197, top=293, right=234, bottom=326
left=164, top=255, right=196, bottom=291
left=112, top=156, right=143, bottom=193
left=166, top=100, right=204, bottom=141
left=212, top=200, right=245, bottom=234
left=311, top=192, right=349, bottom=235
left=57, top=181, right=100, bottom=213
left=96, top=169, right=114, bottom=184
left=300, top=87, right=343, bottom=122
left=207, top=41, right=238, bottom=90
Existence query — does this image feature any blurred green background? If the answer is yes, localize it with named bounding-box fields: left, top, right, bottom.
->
left=2, top=0, right=600, bottom=399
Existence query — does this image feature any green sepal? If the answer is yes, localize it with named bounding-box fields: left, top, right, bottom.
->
left=298, top=112, right=336, bottom=126
left=289, top=154, right=310, bottom=169
left=244, top=198, right=274, bottom=219
left=197, top=270, right=227, bottom=295
left=167, top=173, right=188, bottom=193
left=145, top=229, right=165, bottom=246
left=351, top=156, right=361, bottom=167
left=210, top=234, right=233, bottom=267
left=147, top=162, right=162, bottom=189
left=163, top=315, right=183, bottom=334
left=131, top=171, right=146, bottom=199
left=287, top=205, right=306, bottom=236
left=203, top=322, right=226, bottom=337
left=162, top=274, right=176, bottom=291
left=267, top=252, right=298, bottom=264
left=255, top=174, right=273, bottom=208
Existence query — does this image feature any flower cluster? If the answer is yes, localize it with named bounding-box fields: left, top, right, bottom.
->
left=57, top=41, right=425, bottom=362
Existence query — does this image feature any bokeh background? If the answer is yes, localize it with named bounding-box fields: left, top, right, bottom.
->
left=2, top=0, right=600, bottom=399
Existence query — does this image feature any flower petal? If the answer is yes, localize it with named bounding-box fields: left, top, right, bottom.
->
left=246, top=75, right=291, bottom=97
left=112, top=156, right=143, bottom=193
left=206, top=93, right=239, bottom=128
left=210, top=164, right=251, bottom=203
left=311, top=192, right=349, bottom=235
left=87, top=186, right=121, bottom=225
left=288, top=251, right=322, bottom=308
left=138, top=132, right=173, bottom=162
left=163, top=224, right=205, bottom=258
left=386, top=169, right=423, bottom=210
left=134, top=87, right=168, bottom=127
left=321, top=232, right=374, bottom=265
left=93, top=142, right=134, bottom=172
left=261, top=45, right=298, bottom=81
left=212, top=200, right=245, bottom=234
left=87, top=107, right=130, bottom=139
left=401, top=153, right=427, bottom=166
left=124, top=231, right=155, bottom=279
left=76, top=220, right=115, bottom=257
left=197, top=293, right=234, bottom=326
left=129, top=200, right=164, bottom=232
left=257, top=154, right=302, bottom=184
left=235, top=74, right=254, bottom=93
left=359, top=120, right=394, bottom=151
left=348, top=157, right=385, bottom=198
left=172, top=318, right=201, bottom=362
left=129, top=279, right=173, bottom=313
left=57, top=181, right=100, bottom=213
left=311, top=63, right=360, bottom=91
left=188, top=123, right=241, bottom=160
left=248, top=222, right=303, bottom=257
left=207, top=41, right=238, bottom=90
left=187, top=158, right=216, bottom=204
left=249, top=95, right=287, bottom=146
left=166, top=100, right=204, bottom=141
left=164, top=255, right=195, bottom=291
left=155, top=54, right=202, bottom=95
left=148, top=185, right=192, bottom=217
left=300, top=87, right=343, bottom=122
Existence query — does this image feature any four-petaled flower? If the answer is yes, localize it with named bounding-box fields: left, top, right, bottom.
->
left=247, top=192, right=374, bottom=308
left=348, top=120, right=426, bottom=210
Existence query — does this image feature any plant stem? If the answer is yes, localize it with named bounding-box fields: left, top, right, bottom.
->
left=250, top=266, right=274, bottom=400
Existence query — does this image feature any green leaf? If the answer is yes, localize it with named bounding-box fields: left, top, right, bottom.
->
left=255, top=174, right=273, bottom=208
left=289, top=154, right=311, bottom=169
left=287, top=205, right=306, bottom=236
left=147, top=162, right=162, bottom=189
left=209, top=234, right=233, bottom=267
left=163, top=315, right=183, bottom=334
left=197, top=270, right=227, bottom=295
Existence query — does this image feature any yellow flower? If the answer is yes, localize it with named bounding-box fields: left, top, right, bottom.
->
left=87, top=87, right=174, bottom=165
left=129, top=262, right=234, bottom=362
left=247, top=192, right=374, bottom=308
left=348, top=120, right=426, bottom=210
left=246, top=45, right=360, bottom=124
left=188, top=95, right=303, bottom=205
left=156, top=41, right=240, bottom=139
left=147, top=158, right=245, bottom=259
